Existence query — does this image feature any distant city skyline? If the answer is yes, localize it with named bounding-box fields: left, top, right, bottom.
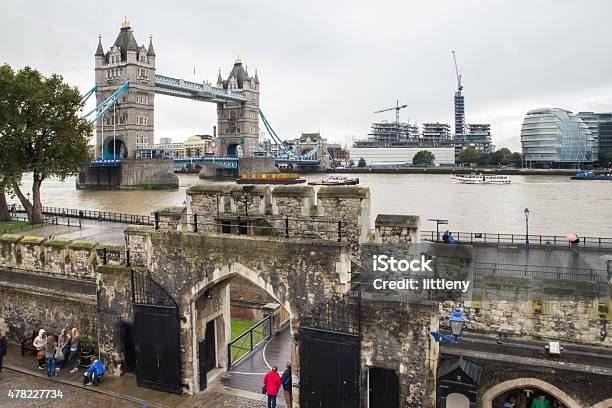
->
left=1, top=1, right=612, bottom=151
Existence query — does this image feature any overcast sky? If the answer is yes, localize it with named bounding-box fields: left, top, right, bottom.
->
left=2, top=1, right=612, bottom=151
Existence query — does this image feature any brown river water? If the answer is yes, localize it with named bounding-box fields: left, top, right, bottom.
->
left=11, top=173, right=612, bottom=237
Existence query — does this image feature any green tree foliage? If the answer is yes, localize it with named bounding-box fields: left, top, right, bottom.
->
left=0, top=65, right=93, bottom=223
left=413, top=150, right=435, bottom=166
left=458, top=148, right=482, bottom=165
left=599, top=149, right=612, bottom=167
left=357, top=157, right=367, bottom=167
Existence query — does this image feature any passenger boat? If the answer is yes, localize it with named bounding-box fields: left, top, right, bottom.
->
left=570, top=171, right=612, bottom=180
left=451, top=174, right=511, bottom=184
left=308, top=176, right=360, bottom=186
left=236, top=173, right=306, bottom=184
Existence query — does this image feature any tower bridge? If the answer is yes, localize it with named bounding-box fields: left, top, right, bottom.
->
left=88, top=19, right=326, bottom=170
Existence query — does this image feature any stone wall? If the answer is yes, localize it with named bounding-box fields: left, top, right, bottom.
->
left=96, top=264, right=134, bottom=375
left=0, top=234, right=123, bottom=345
left=128, top=227, right=352, bottom=394
left=374, top=214, right=420, bottom=244
left=0, top=283, right=96, bottom=343
left=361, top=299, right=438, bottom=408
left=119, top=158, right=179, bottom=190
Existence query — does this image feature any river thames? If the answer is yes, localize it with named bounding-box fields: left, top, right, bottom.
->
left=11, top=173, right=612, bottom=237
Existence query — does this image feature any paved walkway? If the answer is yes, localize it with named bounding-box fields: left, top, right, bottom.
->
left=11, top=217, right=128, bottom=244
left=220, top=326, right=291, bottom=405
left=3, top=340, right=291, bottom=407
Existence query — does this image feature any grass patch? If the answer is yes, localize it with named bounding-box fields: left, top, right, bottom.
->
left=230, top=318, right=265, bottom=364
left=0, top=220, right=44, bottom=234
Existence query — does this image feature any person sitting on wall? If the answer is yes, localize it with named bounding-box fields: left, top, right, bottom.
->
left=83, top=359, right=105, bottom=386
left=447, top=232, right=456, bottom=244
left=442, top=230, right=449, bottom=243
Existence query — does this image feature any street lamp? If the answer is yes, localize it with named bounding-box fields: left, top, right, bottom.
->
left=430, top=308, right=467, bottom=346
left=449, top=308, right=466, bottom=339
left=428, top=218, right=449, bottom=242
left=524, top=208, right=530, bottom=251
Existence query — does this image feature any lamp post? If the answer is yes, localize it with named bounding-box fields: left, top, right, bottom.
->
left=430, top=308, right=467, bottom=346
left=428, top=218, right=449, bottom=242
left=524, top=208, right=530, bottom=251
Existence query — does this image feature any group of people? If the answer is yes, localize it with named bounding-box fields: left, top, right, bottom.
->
left=442, top=230, right=456, bottom=243
left=501, top=393, right=566, bottom=408
left=262, top=362, right=292, bottom=408
left=32, top=327, right=104, bottom=386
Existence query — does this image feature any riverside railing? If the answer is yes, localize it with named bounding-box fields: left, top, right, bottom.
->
left=227, top=315, right=272, bottom=369
left=10, top=204, right=153, bottom=226
left=421, top=230, right=612, bottom=250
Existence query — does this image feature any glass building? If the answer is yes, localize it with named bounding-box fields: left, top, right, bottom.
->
left=521, top=108, right=598, bottom=168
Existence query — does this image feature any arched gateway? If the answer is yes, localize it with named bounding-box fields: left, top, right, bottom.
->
left=123, top=183, right=361, bottom=398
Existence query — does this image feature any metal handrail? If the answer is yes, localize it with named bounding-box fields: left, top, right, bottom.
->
left=9, top=204, right=153, bottom=226
left=227, top=315, right=272, bottom=368
left=421, top=230, right=612, bottom=249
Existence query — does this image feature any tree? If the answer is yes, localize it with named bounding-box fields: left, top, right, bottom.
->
left=0, top=65, right=93, bottom=223
left=599, top=149, right=612, bottom=168
left=413, top=150, right=435, bottom=166
left=357, top=157, right=367, bottom=167
left=458, top=148, right=482, bottom=166
left=510, top=152, right=523, bottom=168
left=490, top=148, right=512, bottom=166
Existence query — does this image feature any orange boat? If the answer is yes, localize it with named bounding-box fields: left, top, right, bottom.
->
left=236, top=173, right=306, bottom=184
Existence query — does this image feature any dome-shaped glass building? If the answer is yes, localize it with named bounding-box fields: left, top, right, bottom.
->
left=521, top=108, right=598, bottom=168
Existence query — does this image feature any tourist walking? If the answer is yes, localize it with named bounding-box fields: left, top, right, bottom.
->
left=281, top=362, right=292, bottom=407
left=0, top=329, right=7, bottom=374
left=44, top=335, right=58, bottom=377
left=33, top=329, right=47, bottom=369
left=68, top=328, right=81, bottom=373
left=83, top=359, right=105, bottom=386
left=263, top=364, right=282, bottom=408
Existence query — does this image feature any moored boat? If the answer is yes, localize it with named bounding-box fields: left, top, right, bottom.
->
left=236, top=173, right=306, bottom=184
left=308, top=176, right=360, bottom=186
left=451, top=173, right=511, bottom=184
left=570, top=171, right=612, bottom=180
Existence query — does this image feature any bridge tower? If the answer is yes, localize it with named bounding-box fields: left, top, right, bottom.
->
left=215, top=57, right=260, bottom=158
left=94, top=19, right=156, bottom=159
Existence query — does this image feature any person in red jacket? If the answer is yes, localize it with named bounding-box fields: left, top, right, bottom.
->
left=263, top=364, right=282, bottom=408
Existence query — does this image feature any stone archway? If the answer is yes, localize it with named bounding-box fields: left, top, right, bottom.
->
left=482, top=378, right=581, bottom=408
left=591, top=398, right=612, bottom=408
left=186, top=262, right=295, bottom=395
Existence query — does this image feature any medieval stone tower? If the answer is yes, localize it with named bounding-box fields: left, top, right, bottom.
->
left=94, top=19, right=156, bottom=159
left=215, top=57, right=260, bottom=157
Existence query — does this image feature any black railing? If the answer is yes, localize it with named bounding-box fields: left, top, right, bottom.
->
left=9, top=204, right=153, bottom=226
left=155, top=213, right=348, bottom=242
left=473, top=262, right=610, bottom=298
left=227, top=315, right=272, bottom=368
left=421, top=230, right=612, bottom=250
left=301, top=292, right=361, bottom=336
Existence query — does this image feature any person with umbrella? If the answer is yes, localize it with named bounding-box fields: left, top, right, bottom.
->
left=566, top=233, right=580, bottom=245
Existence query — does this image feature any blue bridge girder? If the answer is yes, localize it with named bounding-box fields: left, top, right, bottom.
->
left=89, top=156, right=321, bottom=169
left=154, top=74, right=247, bottom=103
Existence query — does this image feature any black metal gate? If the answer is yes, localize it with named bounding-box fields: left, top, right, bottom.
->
left=299, top=293, right=361, bottom=408
left=198, top=339, right=207, bottom=391
left=131, top=270, right=182, bottom=394
left=369, top=367, right=399, bottom=408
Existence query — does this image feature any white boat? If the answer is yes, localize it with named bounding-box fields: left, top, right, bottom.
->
left=451, top=174, right=511, bottom=184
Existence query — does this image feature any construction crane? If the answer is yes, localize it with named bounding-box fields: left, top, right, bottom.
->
left=374, top=100, right=407, bottom=125
left=452, top=50, right=462, bottom=92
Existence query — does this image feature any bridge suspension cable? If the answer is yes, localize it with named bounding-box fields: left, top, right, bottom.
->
left=82, top=81, right=130, bottom=124
left=259, top=109, right=321, bottom=160
left=80, top=85, right=97, bottom=104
